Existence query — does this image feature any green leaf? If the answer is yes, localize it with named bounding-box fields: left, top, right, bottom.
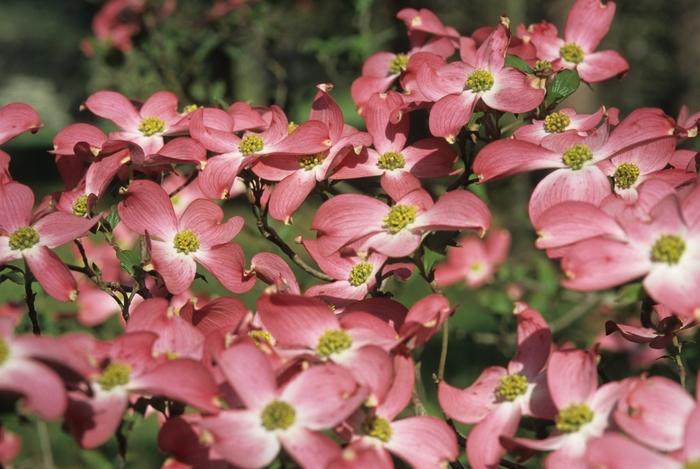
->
left=104, top=205, right=120, bottom=231
left=0, top=271, right=23, bottom=285
left=615, top=282, right=644, bottom=305
left=544, top=69, right=580, bottom=108
left=505, top=54, right=532, bottom=74
left=116, top=248, right=141, bottom=276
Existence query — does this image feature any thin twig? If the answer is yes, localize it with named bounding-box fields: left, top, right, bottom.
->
left=246, top=177, right=333, bottom=282
left=23, top=262, right=40, bottom=335
left=436, top=319, right=449, bottom=383
left=672, top=335, right=687, bottom=389
left=168, top=171, right=198, bottom=198
left=36, top=419, right=55, bottom=469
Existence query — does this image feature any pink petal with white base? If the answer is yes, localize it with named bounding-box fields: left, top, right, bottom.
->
left=561, top=238, right=650, bottom=291
left=140, top=91, right=180, bottom=124
left=0, top=182, right=33, bottom=232
left=578, top=50, right=629, bottom=82
left=150, top=240, right=197, bottom=294
left=280, top=428, right=342, bottom=469
left=132, top=359, right=219, bottom=413
left=0, top=103, right=42, bottom=144
left=467, top=404, right=522, bottom=469
left=201, top=410, right=280, bottom=468
left=85, top=91, right=141, bottom=131
left=614, top=376, right=694, bottom=452
left=118, top=180, right=177, bottom=239
left=252, top=252, right=300, bottom=294
left=281, top=364, right=367, bottom=429
left=269, top=170, right=317, bottom=222
left=586, top=434, right=677, bottom=469
left=428, top=92, right=478, bottom=141
left=528, top=165, right=612, bottom=225
left=483, top=68, right=543, bottom=113
left=257, top=293, right=339, bottom=348
left=414, top=189, right=491, bottom=233
left=473, top=140, right=563, bottom=181
left=564, top=0, right=616, bottom=51
left=0, top=360, right=66, bottom=419
left=216, top=341, right=277, bottom=409
left=195, top=243, right=255, bottom=294
left=179, top=199, right=244, bottom=247
left=438, top=366, right=506, bottom=423
left=336, top=345, right=393, bottom=402
left=547, top=349, right=597, bottom=408
left=33, top=212, right=96, bottom=248
left=535, top=201, right=625, bottom=250
left=383, top=416, right=458, bottom=469
left=198, top=152, right=245, bottom=199
left=65, top=389, right=129, bottom=448
left=25, top=247, right=77, bottom=301
left=376, top=355, right=415, bottom=421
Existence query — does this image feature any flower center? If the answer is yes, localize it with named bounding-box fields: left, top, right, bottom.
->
left=543, top=112, right=571, bottom=133
left=0, top=337, right=9, bottom=365
left=348, top=262, right=373, bottom=287
left=287, top=122, right=298, bottom=133
left=316, top=329, right=353, bottom=358
left=248, top=329, right=273, bottom=344
left=562, top=143, right=593, bottom=170
left=299, top=153, right=325, bottom=171
left=260, top=400, right=296, bottom=431
left=362, top=415, right=392, bottom=443
left=466, top=69, right=495, bottom=93
left=556, top=403, right=594, bottom=432
left=173, top=229, right=200, bottom=254
left=182, top=104, right=199, bottom=113
left=684, top=460, right=700, bottom=469
left=388, top=53, right=409, bottom=75
left=383, top=204, right=417, bottom=234
left=377, top=151, right=406, bottom=171
left=239, top=134, right=264, bottom=156
left=9, top=226, right=40, bottom=251
left=496, top=373, right=528, bottom=401
left=72, top=194, right=89, bottom=217
left=533, top=59, right=553, bottom=75
left=560, top=43, right=585, bottom=64
left=650, top=234, right=686, bottom=265
left=612, top=163, right=641, bottom=189
left=97, top=362, right=131, bottom=391
left=138, top=116, right=166, bottom=137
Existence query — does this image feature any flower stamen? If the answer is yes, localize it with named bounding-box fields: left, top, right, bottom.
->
left=260, top=400, right=296, bottom=431
left=562, top=143, right=593, bottom=170
left=383, top=204, right=417, bottom=234
left=138, top=117, right=166, bottom=136
left=9, top=226, right=40, bottom=251
left=173, top=229, right=200, bottom=254
left=651, top=234, right=686, bottom=265
left=316, top=329, right=353, bottom=358
left=239, top=134, right=264, bottom=156
left=466, top=69, right=495, bottom=93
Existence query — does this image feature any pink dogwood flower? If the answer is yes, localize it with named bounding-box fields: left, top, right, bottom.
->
left=311, top=187, right=491, bottom=258
left=256, top=293, right=396, bottom=401
left=333, top=90, right=458, bottom=201
left=191, top=105, right=330, bottom=199
left=473, top=107, right=676, bottom=223
left=560, top=189, right=700, bottom=319
left=530, top=0, right=629, bottom=83
left=118, top=179, right=254, bottom=294
left=586, top=430, right=700, bottom=469
left=439, top=303, right=555, bottom=468
left=605, top=304, right=694, bottom=350
left=346, top=354, right=459, bottom=468
left=303, top=239, right=386, bottom=305
left=507, top=349, right=626, bottom=469
left=64, top=331, right=220, bottom=448
left=417, top=23, right=544, bottom=141
left=253, top=84, right=372, bottom=222
left=513, top=106, right=605, bottom=145
left=85, top=90, right=191, bottom=155
left=434, top=228, right=510, bottom=288
left=0, top=181, right=96, bottom=300
left=199, top=340, right=367, bottom=469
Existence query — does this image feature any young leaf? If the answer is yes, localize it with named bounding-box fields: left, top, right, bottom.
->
left=544, top=69, right=580, bottom=108
left=505, top=54, right=533, bottom=74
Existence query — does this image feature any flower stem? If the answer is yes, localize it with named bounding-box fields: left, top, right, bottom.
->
left=22, top=262, right=40, bottom=335
left=672, top=335, right=686, bottom=389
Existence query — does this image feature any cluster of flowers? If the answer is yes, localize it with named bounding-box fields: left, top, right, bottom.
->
left=1, top=0, right=699, bottom=467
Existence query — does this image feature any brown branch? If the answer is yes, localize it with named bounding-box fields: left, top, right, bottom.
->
left=22, top=262, right=40, bottom=335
